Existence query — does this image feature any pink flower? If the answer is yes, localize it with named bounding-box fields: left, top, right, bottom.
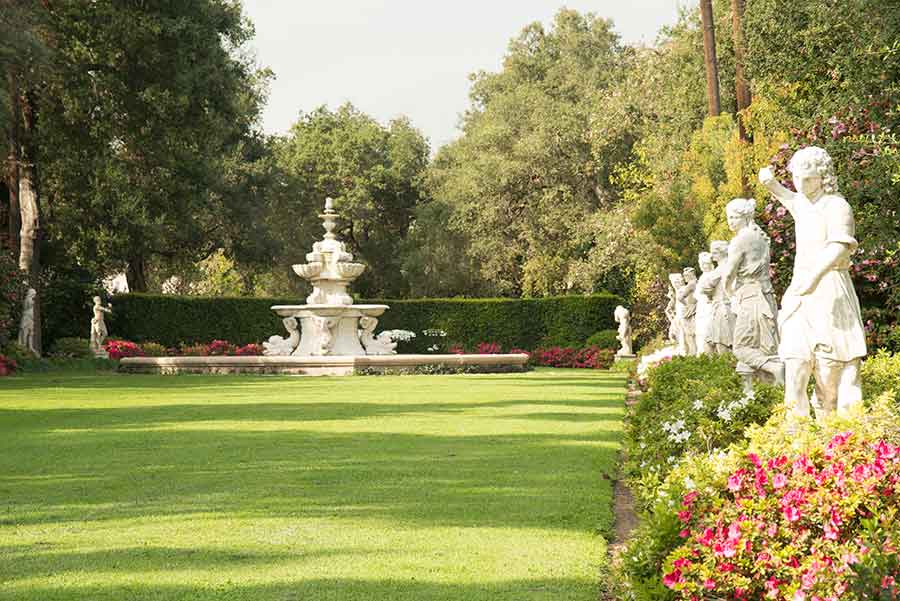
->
left=682, top=491, right=699, bottom=506
left=662, top=569, right=683, bottom=588
left=677, top=510, right=692, bottom=523
left=704, top=578, right=716, bottom=590
left=772, top=473, right=788, bottom=489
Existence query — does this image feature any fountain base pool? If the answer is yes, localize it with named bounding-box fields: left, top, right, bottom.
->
left=119, top=353, right=530, bottom=376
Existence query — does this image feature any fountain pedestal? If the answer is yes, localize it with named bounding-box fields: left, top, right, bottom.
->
left=271, top=304, right=389, bottom=356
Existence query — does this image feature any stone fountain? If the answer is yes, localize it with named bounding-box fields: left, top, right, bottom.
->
left=268, top=197, right=391, bottom=357
left=118, top=197, right=529, bottom=376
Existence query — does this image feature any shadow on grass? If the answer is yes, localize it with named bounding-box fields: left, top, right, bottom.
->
left=0, top=577, right=595, bottom=601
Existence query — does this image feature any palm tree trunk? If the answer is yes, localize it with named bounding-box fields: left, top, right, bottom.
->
left=699, top=0, right=721, bottom=117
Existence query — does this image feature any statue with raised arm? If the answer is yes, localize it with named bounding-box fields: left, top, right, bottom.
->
left=721, top=198, right=783, bottom=390
left=694, top=252, right=716, bottom=355
left=701, top=241, right=735, bottom=354
left=18, top=288, right=38, bottom=356
left=89, top=295, right=113, bottom=358
left=759, top=147, right=867, bottom=420
left=668, top=273, right=693, bottom=356
left=613, top=305, right=635, bottom=357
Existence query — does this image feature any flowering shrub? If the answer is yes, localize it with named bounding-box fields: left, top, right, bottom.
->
left=0, top=354, right=17, bottom=376
left=448, top=344, right=465, bottom=355
left=234, top=343, right=263, bottom=356
left=104, top=340, right=144, bottom=360
left=530, top=346, right=615, bottom=369
left=663, top=432, right=900, bottom=600
left=205, top=339, right=235, bottom=356
left=476, top=342, right=502, bottom=354
left=625, top=354, right=780, bottom=508
left=140, top=342, right=170, bottom=357
left=180, top=343, right=208, bottom=356
left=861, top=350, right=900, bottom=402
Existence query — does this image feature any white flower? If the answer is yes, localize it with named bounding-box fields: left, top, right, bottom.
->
left=684, top=476, right=696, bottom=490
left=692, top=399, right=704, bottom=411
left=385, top=329, right=416, bottom=342
left=716, top=407, right=733, bottom=422
left=672, top=419, right=686, bottom=432
left=639, top=442, right=646, bottom=450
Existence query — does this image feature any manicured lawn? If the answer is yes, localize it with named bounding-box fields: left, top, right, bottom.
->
left=0, top=368, right=625, bottom=600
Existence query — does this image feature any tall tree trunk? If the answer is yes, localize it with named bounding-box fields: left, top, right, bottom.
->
left=700, top=0, right=721, bottom=117
left=6, top=71, right=21, bottom=248
left=18, top=88, right=41, bottom=354
left=127, top=256, right=149, bottom=292
left=731, top=0, right=752, bottom=141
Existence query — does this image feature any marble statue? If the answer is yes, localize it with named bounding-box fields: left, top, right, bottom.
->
left=703, top=240, right=735, bottom=354
left=694, top=252, right=715, bottom=355
left=17, top=288, right=37, bottom=356
left=668, top=274, right=687, bottom=354
left=680, top=267, right=698, bottom=355
left=721, top=198, right=783, bottom=389
left=89, top=296, right=112, bottom=358
left=665, top=284, right=678, bottom=345
left=263, top=317, right=300, bottom=356
left=613, top=305, right=635, bottom=357
left=358, top=316, right=397, bottom=355
left=312, top=316, right=339, bottom=356
left=760, top=147, right=867, bottom=419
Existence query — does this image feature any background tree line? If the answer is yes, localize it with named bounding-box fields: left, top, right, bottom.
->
left=2, top=0, right=899, bottom=352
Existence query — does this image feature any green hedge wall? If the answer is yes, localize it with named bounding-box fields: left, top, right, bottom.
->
left=103, top=292, right=621, bottom=352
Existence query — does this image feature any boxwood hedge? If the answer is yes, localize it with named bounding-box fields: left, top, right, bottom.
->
left=101, top=292, right=621, bottom=352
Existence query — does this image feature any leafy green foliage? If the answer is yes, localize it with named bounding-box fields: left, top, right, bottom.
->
left=861, top=350, right=900, bottom=401
left=95, top=292, right=620, bottom=352
left=585, top=329, right=619, bottom=349
left=48, top=337, right=91, bottom=359
left=273, top=104, right=430, bottom=298
left=624, top=354, right=781, bottom=508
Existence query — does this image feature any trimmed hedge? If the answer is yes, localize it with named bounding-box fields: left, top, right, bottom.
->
left=104, top=293, right=621, bottom=352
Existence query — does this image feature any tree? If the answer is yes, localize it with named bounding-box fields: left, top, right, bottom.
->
left=274, top=104, right=430, bottom=298
left=36, top=0, right=268, bottom=291
left=699, top=0, right=721, bottom=116
left=430, top=9, right=629, bottom=296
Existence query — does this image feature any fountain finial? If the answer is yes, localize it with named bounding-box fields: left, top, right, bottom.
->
left=324, top=197, right=335, bottom=213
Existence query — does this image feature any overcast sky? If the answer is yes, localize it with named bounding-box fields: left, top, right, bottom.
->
left=242, top=1, right=688, bottom=150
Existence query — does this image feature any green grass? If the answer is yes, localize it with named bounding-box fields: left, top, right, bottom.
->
left=0, top=368, right=626, bottom=600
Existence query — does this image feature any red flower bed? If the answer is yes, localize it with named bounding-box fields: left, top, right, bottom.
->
left=234, top=343, right=263, bottom=356
left=0, top=354, right=17, bottom=376
left=664, top=431, right=900, bottom=600
left=531, top=346, right=614, bottom=369
left=104, top=340, right=144, bottom=360
left=476, top=342, right=502, bottom=354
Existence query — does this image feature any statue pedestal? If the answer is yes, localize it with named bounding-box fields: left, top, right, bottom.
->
left=271, top=304, right=389, bottom=357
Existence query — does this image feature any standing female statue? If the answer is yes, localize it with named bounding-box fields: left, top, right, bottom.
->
left=759, top=147, right=866, bottom=419
left=721, top=198, right=783, bottom=389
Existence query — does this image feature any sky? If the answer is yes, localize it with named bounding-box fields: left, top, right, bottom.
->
left=242, top=0, right=688, bottom=151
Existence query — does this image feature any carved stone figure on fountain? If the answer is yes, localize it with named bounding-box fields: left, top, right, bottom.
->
left=613, top=305, right=635, bottom=358
left=694, top=252, right=716, bottom=355
left=90, top=295, right=113, bottom=358
left=721, top=198, right=783, bottom=390
left=703, top=240, right=735, bottom=354
left=263, top=317, right=300, bottom=357
left=18, top=288, right=38, bottom=356
left=358, top=316, right=397, bottom=355
left=760, top=147, right=867, bottom=420
left=668, top=273, right=689, bottom=356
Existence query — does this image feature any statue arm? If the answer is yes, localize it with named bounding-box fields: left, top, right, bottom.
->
left=758, top=167, right=797, bottom=213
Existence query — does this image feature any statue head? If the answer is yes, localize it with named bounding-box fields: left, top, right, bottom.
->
left=92, top=295, right=102, bottom=305
left=725, top=198, right=756, bottom=233
left=698, top=252, right=714, bottom=273
left=26, top=288, right=36, bottom=300
left=682, top=267, right=697, bottom=283
left=710, top=240, right=729, bottom=263
left=788, top=146, right=837, bottom=199
left=614, top=305, right=629, bottom=323
left=668, top=272, right=685, bottom=288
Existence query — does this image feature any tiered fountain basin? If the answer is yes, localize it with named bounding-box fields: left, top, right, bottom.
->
left=119, top=352, right=530, bottom=376
left=271, top=303, right=390, bottom=356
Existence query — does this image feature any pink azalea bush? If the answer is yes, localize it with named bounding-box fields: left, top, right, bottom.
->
left=663, top=431, right=900, bottom=600
left=531, top=346, right=615, bottom=369
left=476, top=342, right=502, bottom=354
left=0, top=354, right=17, bottom=376
left=234, top=343, right=263, bottom=356
left=104, top=339, right=144, bottom=360
left=205, top=339, right=235, bottom=356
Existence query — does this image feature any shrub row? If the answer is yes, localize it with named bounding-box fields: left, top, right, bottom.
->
left=616, top=352, right=900, bottom=600
left=97, top=293, right=621, bottom=351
